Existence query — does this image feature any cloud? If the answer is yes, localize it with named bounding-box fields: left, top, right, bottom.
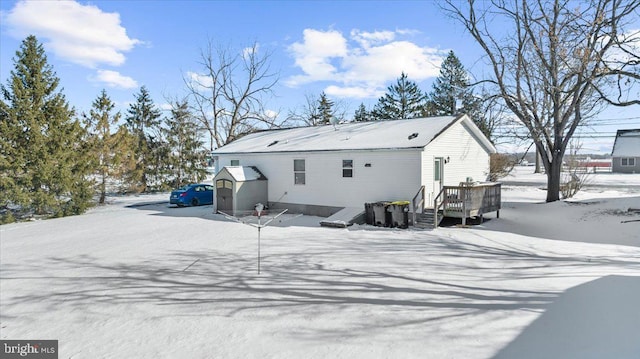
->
left=3, top=0, right=140, bottom=68
left=92, top=70, right=138, bottom=89
left=185, top=71, right=214, bottom=90
left=605, top=29, right=640, bottom=66
left=324, top=85, right=383, bottom=99
left=264, top=109, right=278, bottom=119
left=286, top=28, right=446, bottom=99
left=288, top=29, right=348, bottom=83
left=350, top=29, right=396, bottom=48
left=243, top=44, right=259, bottom=59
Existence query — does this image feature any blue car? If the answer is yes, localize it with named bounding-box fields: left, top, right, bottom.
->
left=170, top=184, right=214, bottom=207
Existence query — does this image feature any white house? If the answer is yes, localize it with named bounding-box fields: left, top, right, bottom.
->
left=210, top=114, right=496, bottom=216
left=611, top=129, right=640, bottom=173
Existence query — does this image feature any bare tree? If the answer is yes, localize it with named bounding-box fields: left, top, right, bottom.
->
left=561, top=141, right=591, bottom=199
left=444, top=0, right=640, bottom=202
left=286, top=92, right=348, bottom=127
left=184, top=41, right=281, bottom=149
left=286, top=93, right=321, bottom=126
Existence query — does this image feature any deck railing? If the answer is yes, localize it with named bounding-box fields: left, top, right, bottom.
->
left=434, top=182, right=502, bottom=227
left=411, top=185, right=425, bottom=226
left=442, top=182, right=502, bottom=225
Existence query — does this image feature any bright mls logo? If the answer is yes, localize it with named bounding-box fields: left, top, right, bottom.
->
left=1, top=340, right=57, bottom=358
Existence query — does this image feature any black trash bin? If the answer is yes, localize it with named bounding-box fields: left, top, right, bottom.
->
left=371, top=201, right=391, bottom=227
left=387, top=201, right=410, bottom=228
left=364, top=203, right=375, bottom=225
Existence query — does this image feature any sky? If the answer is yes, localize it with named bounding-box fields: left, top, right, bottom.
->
left=0, top=0, right=639, bottom=154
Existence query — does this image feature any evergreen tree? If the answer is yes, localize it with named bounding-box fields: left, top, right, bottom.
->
left=147, top=136, right=171, bottom=191
left=83, top=90, right=135, bottom=204
left=0, top=35, right=92, bottom=221
left=124, top=86, right=162, bottom=192
left=371, top=72, right=426, bottom=120
left=353, top=103, right=370, bottom=122
left=427, top=50, right=489, bottom=138
left=427, top=51, right=479, bottom=116
left=317, top=92, right=334, bottom=125
left=112, top=126, right=138, bottom=193
left=163, top=100, right=208, bottom=188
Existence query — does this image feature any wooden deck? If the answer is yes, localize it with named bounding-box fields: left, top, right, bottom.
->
left=412, top=182, right=502, bottom=228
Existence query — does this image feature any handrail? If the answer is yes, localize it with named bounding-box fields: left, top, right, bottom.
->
left=433, top=186, right=447, bottom=228
left=415, top=182, right=501, bottom=229
left=411, top=185, right=425, bottom=226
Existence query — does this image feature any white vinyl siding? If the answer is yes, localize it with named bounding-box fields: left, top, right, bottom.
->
left=421, top=119, right=491, bottom=206
left=216, top=150, right=421, bottom=208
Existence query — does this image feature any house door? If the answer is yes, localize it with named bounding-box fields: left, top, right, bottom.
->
left=216, top=179, right=233, bottom=213
left=434, top=157, right=444, bottom=195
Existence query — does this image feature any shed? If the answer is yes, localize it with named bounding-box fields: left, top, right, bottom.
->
left=611, top=129, right=640, bottom=173
left=211, top=114, right=497, bottom=221
left=213, top=166, right=268, bottom=215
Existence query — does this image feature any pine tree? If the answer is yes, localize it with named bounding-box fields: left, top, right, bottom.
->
left=0, top=35, right=92, bottom=221
left=124, top=86, right=162, bottom=192
left=353, top=103, right=370, bottom=122
left=427, top=51, right=476, bottom=115
left=112, top=126, right=138, bottom=193
left=84, top=90, right=135, bottom=204
left=317, top=92, right=334, bottom=125
left=147, top=136, right=171, bottom=191
left=427, top=50, right=489, bottom=138
left=163, top=100, right=208, bottom=188
left=371, top=72, right=426, bottom=120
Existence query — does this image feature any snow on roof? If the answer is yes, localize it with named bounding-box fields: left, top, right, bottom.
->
left=611, top=129, right=640, bottom=157
left=221, top=166, right=267, bottom=181
left=212, top=116, right=463, bottom=154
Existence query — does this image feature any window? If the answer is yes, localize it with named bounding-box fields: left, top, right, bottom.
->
left=230, top=160, right=240, bottom=166
left=216, top=179, right=233, bottom=189
left=434, top=158, right=442, bottom=181
left=342, top=160, right=353, bottom=177
left=621, top=158, right=636, bottom=166
left=294, top=159, right=305, bottom=185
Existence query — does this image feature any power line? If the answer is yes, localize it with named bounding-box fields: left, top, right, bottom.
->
left=580, top=122, right=640, bottom=127
left=493, top=134, right=618, bottom=139
left=591, top=116, right=640, bottom=121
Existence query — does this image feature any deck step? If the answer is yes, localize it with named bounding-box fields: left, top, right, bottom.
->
left=413, top=210, right=443, bottom=229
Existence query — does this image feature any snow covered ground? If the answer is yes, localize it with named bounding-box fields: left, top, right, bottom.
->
left=503, top=165, right=640, bottom=191
left=1, top=169, right=639, bottom=358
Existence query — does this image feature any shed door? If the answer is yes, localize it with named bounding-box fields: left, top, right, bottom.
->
left=216, top=179, right=233, bottom=213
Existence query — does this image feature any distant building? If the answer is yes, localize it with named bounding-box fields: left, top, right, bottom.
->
left=611, top=129, right=640, bottom=173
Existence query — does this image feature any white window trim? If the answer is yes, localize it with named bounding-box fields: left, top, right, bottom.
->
left=621, top=157, right=636, bottom=167
left=294, top=159, right=306, bottom=185
left=342, top=159, right=353, bottom=178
